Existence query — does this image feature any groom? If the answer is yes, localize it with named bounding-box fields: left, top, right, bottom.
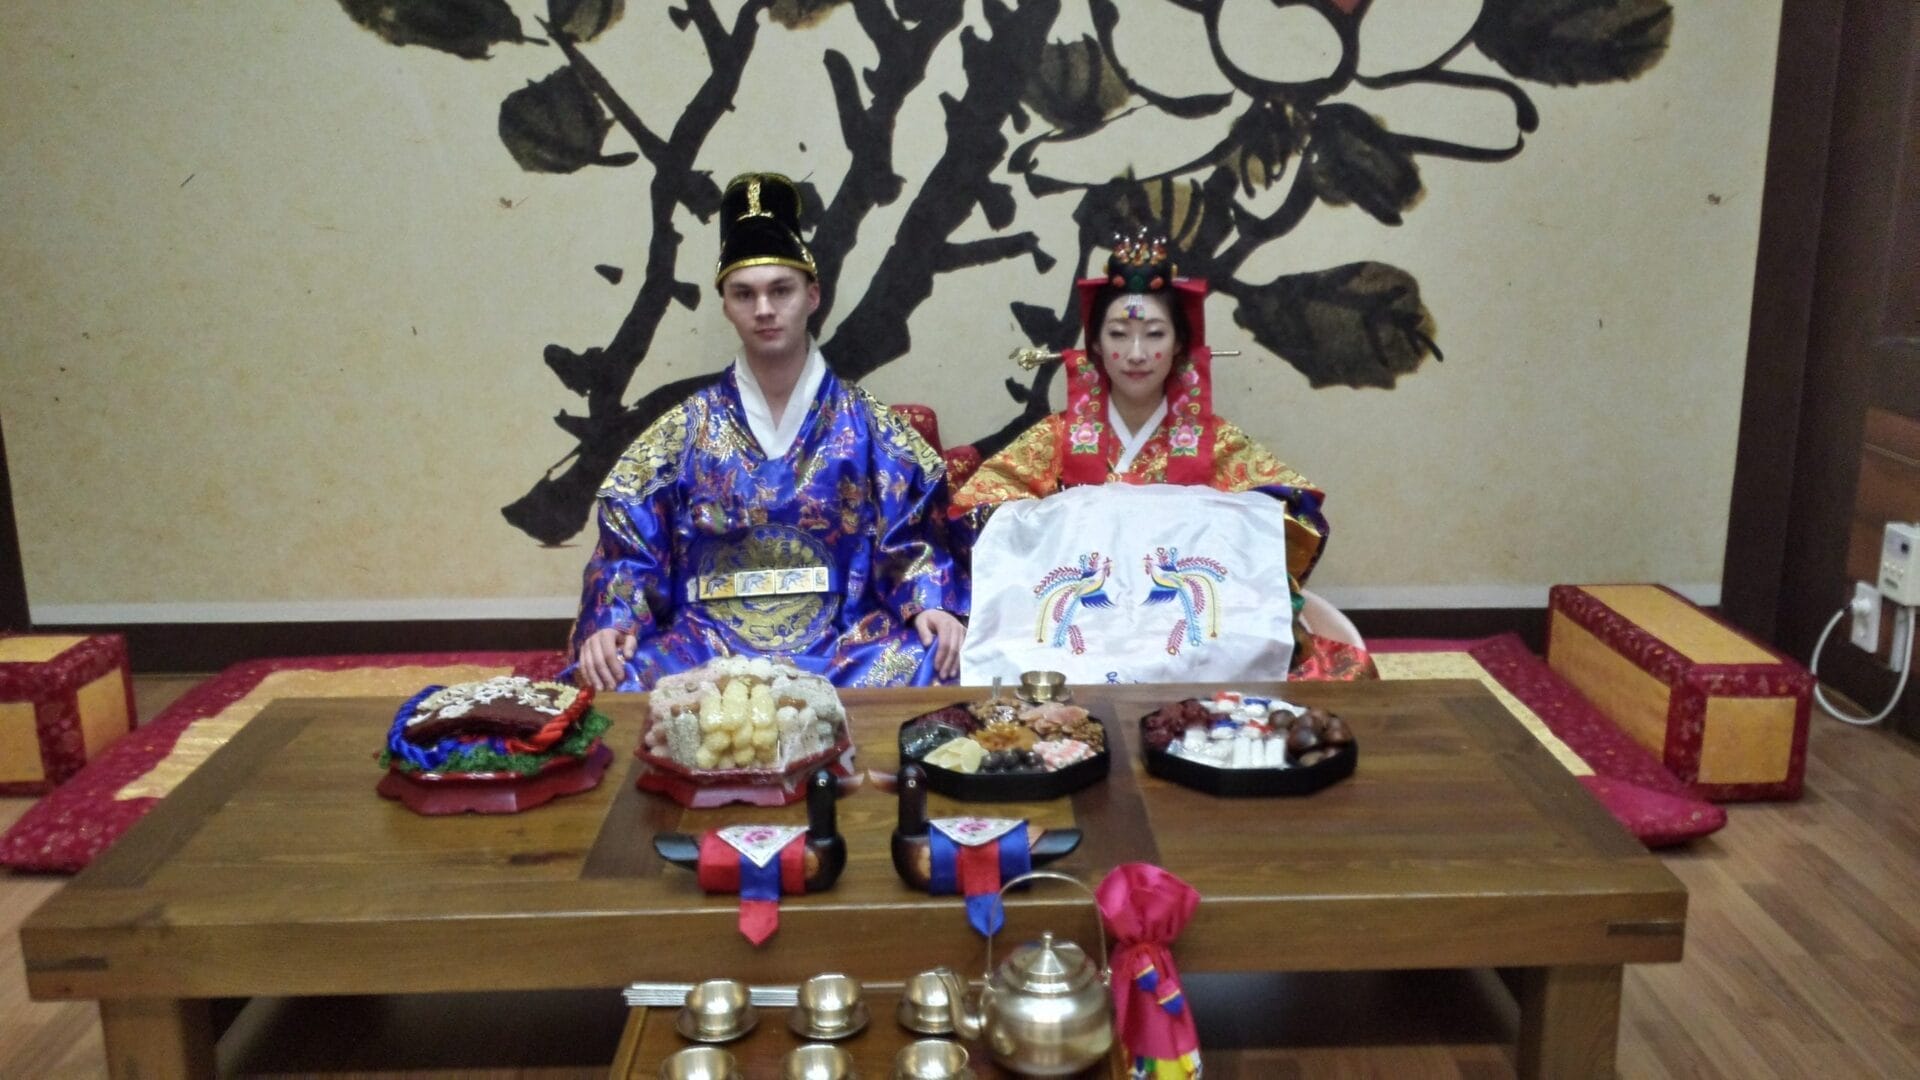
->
left=569, top=172, right=966, bottom=690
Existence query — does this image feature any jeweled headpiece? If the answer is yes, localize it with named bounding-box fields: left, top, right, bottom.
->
left=1105, top=229, right=1175, bottom=293
left=715, top=172, right=818, bottom=288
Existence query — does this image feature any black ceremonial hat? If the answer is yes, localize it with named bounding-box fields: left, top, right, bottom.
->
left=715, top=172, right=817, bottom=288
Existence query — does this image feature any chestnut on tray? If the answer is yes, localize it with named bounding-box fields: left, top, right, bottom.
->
left=897, top=696, right=1110, bottom=802
left=1141, top=694, right=1357, bottom=797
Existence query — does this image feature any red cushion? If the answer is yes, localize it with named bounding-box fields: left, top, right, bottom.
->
left=0, top=651, right=565, bottom=873
left=944, top=445, right=982, bottom=490
left=889, top=403, right=943, bottom=452
left=1577, top=775, right=1727, bottom=849
left=1459, top=634, right=1725, bottom=846
left=1373, top=634, right=1726, bottom=847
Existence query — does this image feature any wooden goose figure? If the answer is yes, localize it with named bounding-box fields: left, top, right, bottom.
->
left=890, top=763, right=1081, bottom=889
left=653, top=767, right=847, bottom=891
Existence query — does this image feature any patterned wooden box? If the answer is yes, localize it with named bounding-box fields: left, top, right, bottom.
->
left=1546, top=585, right=1810, bottom=801
left=0, top=634, right=136, bottom=796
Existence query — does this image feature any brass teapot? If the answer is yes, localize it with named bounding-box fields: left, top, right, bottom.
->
left=932, top=871, right=1114, bottom=1077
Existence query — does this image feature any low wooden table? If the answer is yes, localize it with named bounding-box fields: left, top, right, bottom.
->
left=21, top=681, right=1685, bottom=1079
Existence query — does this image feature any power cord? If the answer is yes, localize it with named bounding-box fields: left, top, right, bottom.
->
left=1810, top=602, right=1916, bottom=726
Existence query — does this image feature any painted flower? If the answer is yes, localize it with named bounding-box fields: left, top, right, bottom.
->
left=1069, top=420, right=1102, bottom=449
left=1016, top=0, right=1528, bottom=228
left=1169, top=425, right=1202, bottom=451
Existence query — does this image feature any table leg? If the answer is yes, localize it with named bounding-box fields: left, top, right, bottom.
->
left=1507, top=965, right=1622, bottom=1080
left=609, top=1006, right=649, bottom=1080
left=99, top=998, right=216, bottom=1080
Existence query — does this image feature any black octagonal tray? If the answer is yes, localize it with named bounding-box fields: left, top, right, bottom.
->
left=897, top=705, right=1110, bottom=802
left=1141, top=713, right=1357, bottom=798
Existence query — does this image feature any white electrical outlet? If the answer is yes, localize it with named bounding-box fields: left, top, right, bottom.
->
left=1881, top=522, right=1920, bottom=606
left=1849, top=581, right=1882, bottom=651
left=1892, top=607, right=1915, bottom=675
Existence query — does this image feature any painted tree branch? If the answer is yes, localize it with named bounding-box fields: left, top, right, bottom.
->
left=546, top=23, right=671, bottom=166
left=501, top=0, right=774, bottom=543
left=933, top=233, right=1051, bottom=274
left=825, top=0, right=1062, bottom=382
left=811, top=0, right=965, bottom=333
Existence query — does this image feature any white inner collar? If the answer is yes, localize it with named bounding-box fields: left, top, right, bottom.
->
left=1107, top=397, right=1169, bottom=475
left=733, top=344, right=827, bottom=458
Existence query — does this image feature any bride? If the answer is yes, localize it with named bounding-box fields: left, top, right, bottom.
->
left=952, top=233, right=1373, bottom=681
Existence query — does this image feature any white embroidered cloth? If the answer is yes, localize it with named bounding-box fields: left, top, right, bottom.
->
left=962, top=484, right=1295, bottom=685
left=929, top=817, right=1024, bottom=847
left=714, top=825, right=806, bottom=867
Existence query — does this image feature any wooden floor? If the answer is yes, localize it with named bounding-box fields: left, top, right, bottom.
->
left=3, top=675, right=1918, bottom=1079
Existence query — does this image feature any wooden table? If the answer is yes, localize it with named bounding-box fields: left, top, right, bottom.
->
left=20, top=680, right=1685, bottom=1079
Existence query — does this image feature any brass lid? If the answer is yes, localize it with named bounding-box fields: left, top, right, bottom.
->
left=1007, top=932, right=1094, bottom=994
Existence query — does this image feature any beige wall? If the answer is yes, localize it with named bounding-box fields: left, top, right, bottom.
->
left=1, top=2, right=1780, bottom=622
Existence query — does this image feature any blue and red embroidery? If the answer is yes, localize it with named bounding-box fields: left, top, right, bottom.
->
left=1142, top=547, right=1228, bottom=655
left=1034, top=552, right=1115, bottom=655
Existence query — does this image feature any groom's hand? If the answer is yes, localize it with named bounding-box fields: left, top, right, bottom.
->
left=912, top=609, right=966, bottom=681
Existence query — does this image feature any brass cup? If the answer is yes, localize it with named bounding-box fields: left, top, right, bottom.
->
left=659, top=1045, right=738, bottom=1080
left=892, top=1038, right=970, bottom=1080
left=896, top=971, right=956, bottom=1035
left=684, top=979, right=752, bottom=1040
left=794, top=973, right=862, bottom=1035
left=782, top=1043, right=855, bottom=1080
left=1018, top=670, right=1066, bottom=703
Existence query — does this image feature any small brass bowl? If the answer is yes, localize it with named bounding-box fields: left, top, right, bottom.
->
left=896, top=970, right=956, bottom=1035
left=892, top=1038, right=972, bottom=1080
left=789, top=972, right=866, bottom=1039
left=659, top=1045, right=739, bottom=1080
left=782, top=1042, right=855, bottom=1080
left=1017, top=669, right=1068, bottom=704
left=677, top=979, right=757, bottom=1042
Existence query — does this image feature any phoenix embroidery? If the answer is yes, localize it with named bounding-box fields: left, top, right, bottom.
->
left=1142, top=547, right=1229, bottom=655
left=1034, top=553, right=1114, bottom=655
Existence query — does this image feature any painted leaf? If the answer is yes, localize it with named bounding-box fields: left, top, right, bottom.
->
left=1142, top=172, right=1235, bottom=263
left=1022, top=37, right=1131, bottom=132
left=1075, top=176, right=1228, bottom=259
left=499, top=68, right=634, bottom=174
left=769, top=0, right=852, bottom=29
left=1307, top=104, right=1422, bottom=226
left=1231, top=262, right=1439, bottom=389
left=336, top=0, right=529, bottom=59
left=1473, top=0, right=1673, bottom=86
left=548, top=0, right=624, bottom=42
left=1226, top=100, right=1299, bottom=196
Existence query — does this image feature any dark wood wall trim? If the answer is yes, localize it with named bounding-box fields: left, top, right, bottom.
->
left=0, top=417, right=30, bottom=633
left=1351, top=609, right=1546, bottom=655
left=1718, top=0, right=1847, bottom=644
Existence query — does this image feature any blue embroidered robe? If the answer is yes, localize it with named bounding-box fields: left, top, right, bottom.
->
left=567, top=367, right=965, bottom=690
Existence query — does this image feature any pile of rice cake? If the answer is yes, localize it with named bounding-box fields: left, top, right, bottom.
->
left=643, top=656, right=845, bottom=771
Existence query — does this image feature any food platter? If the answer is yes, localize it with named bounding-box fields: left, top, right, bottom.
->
left=897, top=694, right=1109, bottom=802
left=1140, top=693, right=1357, bottom=798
